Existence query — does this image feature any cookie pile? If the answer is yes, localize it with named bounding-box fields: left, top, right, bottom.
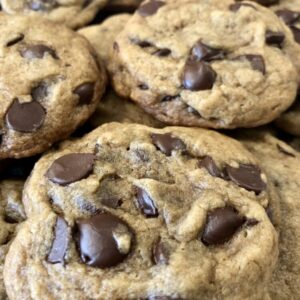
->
left=0, top=0, right=299, bottom=299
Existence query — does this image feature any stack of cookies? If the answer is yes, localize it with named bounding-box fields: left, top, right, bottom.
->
left=0, top=0, right=299, bottom=299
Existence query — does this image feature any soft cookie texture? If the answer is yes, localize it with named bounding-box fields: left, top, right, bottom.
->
left=5, top=123, right=278, bottom=299
left=89, top=90, right=165, bottom=128
left=239, top=131, right=300, bottom=299
left=109, top=0, right=298, bottom=129
left=0, top=0, right=108, bottom=29
left=78, top=13, right=131, bottom=65
left=0, top=14, right=106, bottom=159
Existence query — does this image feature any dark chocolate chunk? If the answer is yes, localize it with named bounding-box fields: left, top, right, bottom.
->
left=265, top=30, right=285, bottom=48
left=6, top=99, right=45, bottom=133
left=73, top=83, right=95, bottom=105
left=191, top=41, right=225, bottom=62
left=31, top=82, right=48, bottom=102
left=6, top=34, right=24, bottom=47
left=229, top=2, right=256, bottom=12
left=225, top=163, right=267, bottom=194
left=291, top=26, right=300, bottom=44
left=199, top=156, right=222, bottom=178
left=47, top=216, right=69, bottom=264
left=75, top=213, right=133, bottom=268
left=136, top=187, right=158, bottom=218
left=20, top=44, right=58, bottom=59
left=46, top=153, right=95, bottom=186
left=182, top=61, right=217, bottom=91
left=137, top=0, right=165, bottom=17
left=236, top=55, right=266, bottom=74
left=151, top=133, right=186, bottom=156
left=276, top=9, right=300, bottom=25
left=201, top=207, right=246, bottom=246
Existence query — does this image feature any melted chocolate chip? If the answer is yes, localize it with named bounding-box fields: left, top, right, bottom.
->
left=131, top=38, right=153, bottom=48
left=20, top=44, right=58, bottom=59
left=153, top=239, right=169, bottom=265
left=137, top=0, right=165, bottom=17
left=201, top=207, right=246, bottom=246
left=291, top=26, right=300, bottom=44
left=151, top=133, right=186, bottom=156
left=31, top=82, right=48, bottom=101
left=191, top=41, right=225, bottom=62
left=46, top=153, right=95, bottom=186
left=265, top=30, right=285, bottom=48
left=276, top=9, right=300, bottom=25
left=75, top=213, right=133, bottom=268
left=225, top=164, right=266, bottom=194
left=182, top=61, right=216, bottom=91
left=47, top=216, right=69, bottom=264
left=229, top=3, right=256, bottom=12
left=246, top=0, right=279, bottom=6
left=236, top=55, right=266, bottom=74
left=6, top=34, right=24, bottom=47
left=6, top=99, right=46, bottom=133
left=199, top=156, right=222, bottom=178
left=73, top=83, right=95, bottom=105
left=136, top=187, right=158, bottom=218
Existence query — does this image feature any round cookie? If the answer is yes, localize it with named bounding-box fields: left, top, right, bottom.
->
left=0, top=0, right=108, bottom=29
left=89, top=90, right=165, bottom=128
left=0, top=14, right=106, bottom=159
left=275, top=96, right=300, bottom=136
left=239, top=131, right=300, bottom=299
left=108, top=0, right=298, bottom=129
left=5, top=123, right=278, bottom=299
left=78, top=13, right=131, bottom=65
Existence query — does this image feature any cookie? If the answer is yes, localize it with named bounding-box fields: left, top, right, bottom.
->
left=108, top=0, right=298, bottom=129
left=275, top=96, right=300, bottom=136
left=0, top=180, right=26, bottom=299
left=0, top=14, right=106, bottom=159
left=89, top=90, right=165, bottom=128
left=239, top=131, right=300, bottom=299
left=0, top=0, right=108, bottom=29
left=5, top=123, right=278, bottom=299
left=78, top=13, right=131, bottom=65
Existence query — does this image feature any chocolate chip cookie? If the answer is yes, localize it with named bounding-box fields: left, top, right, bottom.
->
left=78, top=13, right=131, bottom=65
left=0, top=14, right=106, bottom=159
left=108, top=0, right=298, bottom=129
left=275, top=95, right=300, bottom=136
left=0, top=0, right=108, bottom=29
left=5, top=123, right=278, bottom=299
left=239, top=131, right=300, bottom=299
left=89, top=90, right=165, bottom=128
left=0, top=179, right=26, bottom=299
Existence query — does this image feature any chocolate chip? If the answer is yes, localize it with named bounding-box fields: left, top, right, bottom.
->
left=75, top=213, right=133, bottom=268
left=201, top=207, right=246, bottom=246
left=153, top=239, right=169, bottom=265
left=191, top=41, right=225, bottom=62
left=138, top=83, right=149, bottom=90
left=46, top=153, right=95, bottom=186
left=182, top=61, right=216, bottom=91
left=153, top=48, right=171, bottom=57
left=31, top=82, right=48, bottom=102
left=225, top=164, right=266, bottom=194
left=151, top=133, right=186, bottom=156
left=6, top=34, right=24, bottom=47
left=101, top=197, right=123, bottom=209
left=131, top=38, right=153, bottom=48
left=276, top=9, right=300, bottom=25
left=291, top=26, right=300, bottom=44
left=199, top=156, right=222, bottom=178
left=20, top=44, right=58, bottom=59
left=277, top=144, right=296, bottom=157
left=73, top=83, right=95, bottom=105
left=148, top=297, right=182, bottom=300
left=47, top=216, right=69, bottom=264
left=236, top=55, right=266, bottom=74
left=265, top=30, right=285, bottom=48
left=6, top=99, right=46, bottom=133
left=246, top=0, right=278, bottom=6
left=136, top=187, right=158, bottom=218
left=160, top=95, right=179, bottom=102
left=229, top=3, right=256, bottom=12
left=137, top=0, right=165, bottom=17
left=245, top=218, right=259, bottom=227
